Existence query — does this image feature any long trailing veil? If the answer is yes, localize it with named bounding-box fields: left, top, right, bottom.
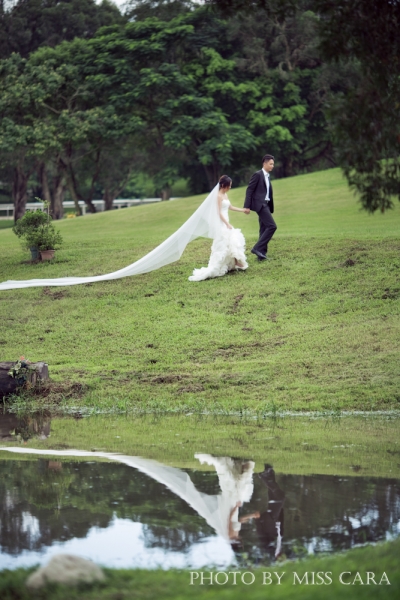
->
left=0, top=184, right=221, bottom=291
left=0, top=447, right=252, bottom=544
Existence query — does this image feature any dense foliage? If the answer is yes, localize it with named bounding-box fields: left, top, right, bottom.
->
left=0, top=0, right=398, bottom=217
left=208, top=0, right=400, bottom=213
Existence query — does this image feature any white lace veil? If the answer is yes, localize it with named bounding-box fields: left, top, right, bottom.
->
left=0, top=184, right=221, bottom=291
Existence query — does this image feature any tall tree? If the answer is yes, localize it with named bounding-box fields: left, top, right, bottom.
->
left=0, top=37, right=143, bottom=217
left=0, top=0, right=124, bottom=59
left=0, top=53, right=54, bottom=220
left=89, top=12, right=254, bottom=194
left=125, top=0, right=194, bottom=21
left=314, top=0, right=400, bottom=212
left=207, top=0, right=400, bottom=211
left=197, top=2, right=332, bottom=178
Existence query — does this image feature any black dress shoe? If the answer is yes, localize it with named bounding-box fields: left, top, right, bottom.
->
left=251, top=249, right=266, bottom=260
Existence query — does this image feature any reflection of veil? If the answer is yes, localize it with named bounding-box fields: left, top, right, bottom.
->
left=0, top=448, right=252, bottom=543
left=0, top=185, right=220, bottom=291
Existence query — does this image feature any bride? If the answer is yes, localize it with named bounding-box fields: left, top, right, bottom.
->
left=189, top=175, right=249, bottom=282
left=0, top=177, right=248, bottom=291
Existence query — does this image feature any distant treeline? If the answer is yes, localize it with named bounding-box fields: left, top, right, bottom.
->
left=0, top=0, right=398, bottom=219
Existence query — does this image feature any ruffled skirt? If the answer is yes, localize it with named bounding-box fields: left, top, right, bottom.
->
left=188, top=227, right=248, bottom=282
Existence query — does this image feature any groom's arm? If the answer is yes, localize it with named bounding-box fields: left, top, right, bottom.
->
left=244, top=171, right=259, bottom=210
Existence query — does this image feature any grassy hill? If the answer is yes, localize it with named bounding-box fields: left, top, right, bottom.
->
left=0, top=168, right=399, bottom=413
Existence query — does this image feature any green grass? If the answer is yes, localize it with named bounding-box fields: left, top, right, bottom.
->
left=0, top=220, right=13, bottom=230
left=1, top=413, right=399, bottom=479
left=1, top=537, right=399, bottom=599
left=1, top=167, right=399, bottom=413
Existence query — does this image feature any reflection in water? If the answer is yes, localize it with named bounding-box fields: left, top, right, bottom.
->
left=0, top=413, right=51, bottom=442
left=255, top=464, right=285, bottom=559
left=194, top=455, right=255, bottom=544
left=0, top=447, right=399, bottom=570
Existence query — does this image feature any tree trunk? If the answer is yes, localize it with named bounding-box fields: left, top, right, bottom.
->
left=103, top=164, right=135, bottom=209
left=83, top=148, right=101, bottom=213
left=52, top=172, right=65, bottom=220
left=160, top=186, right=171, bottom=201
left=39, top=162, right=52, bottom=205
left=282, top=156, right=294, bottom=178
left=70, top=166, right=97, bottom=213
left=103, top=188, right=115, bottom=210
left=39, top=162, right=65, bottom=219
left=84, top=198, right=97, bottom=213
left=203, top=162, right=220, bottom=190
left=65, top=170, right=82, bottom=216
left=13, top=166, right=29, bottom=222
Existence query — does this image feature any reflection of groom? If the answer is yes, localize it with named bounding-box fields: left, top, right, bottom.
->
left=255, top=464, right=285, bottom=558
left=243, top=154, right=277, bottom=261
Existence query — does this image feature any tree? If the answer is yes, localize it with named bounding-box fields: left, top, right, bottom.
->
left=2, top=2, right=353, bottom=212
left=89, top=12, right=254, bottom=194
left=0, top=0, right=124, bottom=59
left=314, top=0, right=400, bottom=212
left=0, top=35, right=144, bottom=217
left=0, top=0, right=127, bottom=218
left=0, top=53, right=52, bottom=220
left=206, top=0, right=400, bottom=212
left=125, top=0, right=194, bottom=21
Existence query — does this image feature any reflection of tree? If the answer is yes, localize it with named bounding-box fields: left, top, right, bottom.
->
left=236, top=474, right=400, bottom=563
left=278, top=475, right=398, bottom=545
left=0, top=460, right=214, bottom=555
left=142, top=526, right=204, bottom=552
left=0, top=413, right=51, bottom=442
left=0, top=455, right=399, bottom=564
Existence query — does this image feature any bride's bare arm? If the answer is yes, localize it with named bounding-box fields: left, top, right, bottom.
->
left=229, top=205, right=249, bottom=214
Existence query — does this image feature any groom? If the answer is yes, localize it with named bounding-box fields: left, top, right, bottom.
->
left=243, top=154, right=277, bottom=260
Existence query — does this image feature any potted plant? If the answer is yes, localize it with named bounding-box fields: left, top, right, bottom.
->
left=12, top=199, right=63, bottom=261
left=26, top=225, right=63, bottom=260
left=12, top=209, right=49, bottom=260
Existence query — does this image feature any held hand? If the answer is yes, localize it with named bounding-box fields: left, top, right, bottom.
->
left=243, top=208, right=250, bottom=214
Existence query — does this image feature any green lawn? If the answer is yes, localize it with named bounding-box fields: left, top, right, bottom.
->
left=1, top=537, right=399, bottom=600
left=1, top=168, right=399, bottom=413
left=0, top=220, right=13, bottom=230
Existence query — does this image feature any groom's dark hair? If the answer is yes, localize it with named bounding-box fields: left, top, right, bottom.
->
left=262, top=154, right=274, bottom=163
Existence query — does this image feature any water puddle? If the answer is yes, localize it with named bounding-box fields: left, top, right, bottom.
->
left=0, top=411, right=399, bottom=570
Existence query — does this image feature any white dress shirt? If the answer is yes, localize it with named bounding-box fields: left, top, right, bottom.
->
left=262, top=168, right=270, bottom=202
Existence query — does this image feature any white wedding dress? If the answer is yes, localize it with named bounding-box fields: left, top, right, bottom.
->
left=188, top=198, right=248, bottom=281
left=195, top=454, right=255, bottom=540
left=0, top=184, right=247, bottom=291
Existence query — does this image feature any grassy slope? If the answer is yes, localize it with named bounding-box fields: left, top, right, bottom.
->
left=1, top=168, right=399, bottom=412
left=1, top=537, right=399, bottom=600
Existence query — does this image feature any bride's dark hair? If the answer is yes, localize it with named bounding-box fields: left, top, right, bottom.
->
left=219, top=175, right=232, bottom=189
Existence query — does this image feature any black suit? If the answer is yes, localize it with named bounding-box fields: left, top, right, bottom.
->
left=244, top=169, right=277, bottom=256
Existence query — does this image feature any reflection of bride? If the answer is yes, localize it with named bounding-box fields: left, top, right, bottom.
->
left=194, top=454, right=257, bottom=543
left=0, top=178, right=247, bottom=291
left=1, top=448, right=255, bottom=544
